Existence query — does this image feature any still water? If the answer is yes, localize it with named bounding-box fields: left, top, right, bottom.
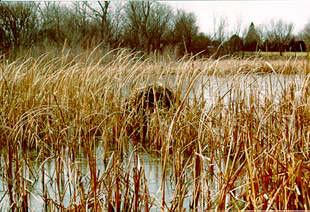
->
left=183, top=73, right=306, bottom=109
left=0, top=145, right=196, bottom=210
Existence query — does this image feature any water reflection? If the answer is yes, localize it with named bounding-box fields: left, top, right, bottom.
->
left=181, top=74, right=306, bottom=111
left=0, top=146, right=188, bottom=210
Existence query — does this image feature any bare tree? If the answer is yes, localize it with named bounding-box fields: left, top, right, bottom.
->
left=212, top=15, right=227, bottom=42
left=173, top=10, right=198, bottom=55
left=147, top=3, right=171, bottom=51
left=122, top=1, right=172, bottom=52
left=108, top=0, right=127, bottom=47
left=301, top=19, right=310, bottom=49
left=38, top=2, right=64, bottom=31
left=263, top=19, right=294, bottom=52
left=232, top=15, right=242, bottom=37
left=0, top=2, right=38, bottom=55
left=123, top=1, right=151, bottom=51
left=267, top=19, right=293, bottom=43
left=84, top=1, right=112, bottom=45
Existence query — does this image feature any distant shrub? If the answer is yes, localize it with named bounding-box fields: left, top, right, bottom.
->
left=227, top=34, right=243, bottom=53
left=190, top=33, right=209, bottom=56
left=0, top=2, right=37, bottom=56
left=36, top=27, right=65, bottom=46
left=288, top=40, right=307, bottom=52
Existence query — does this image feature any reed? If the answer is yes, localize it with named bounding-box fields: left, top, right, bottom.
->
left=0, top=47, right=309, bottom=210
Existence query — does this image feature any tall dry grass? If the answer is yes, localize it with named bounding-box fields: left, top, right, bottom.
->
left=0, top=47, right=309, bottom=210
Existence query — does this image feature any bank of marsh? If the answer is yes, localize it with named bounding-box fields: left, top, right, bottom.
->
left=0, top=48, right=309, bottom=210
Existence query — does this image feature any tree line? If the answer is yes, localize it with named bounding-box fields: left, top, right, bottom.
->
left=226, top=21, right=307, bottom=54
left=0, top=1, right=308, bottom=58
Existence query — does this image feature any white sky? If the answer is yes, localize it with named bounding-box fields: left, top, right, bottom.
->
left=163, top=0, right=310, bottom=36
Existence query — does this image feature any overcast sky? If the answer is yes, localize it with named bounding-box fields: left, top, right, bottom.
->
left=163, top=0, right=310, bottom=36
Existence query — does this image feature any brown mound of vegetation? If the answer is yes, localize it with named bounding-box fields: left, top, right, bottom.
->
left=125, top=85, right=176, bottom=146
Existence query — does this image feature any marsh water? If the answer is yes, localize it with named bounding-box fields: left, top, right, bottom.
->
left=181, top=73, right=306, bottom=109
left=0, top=145, right=197, bottom=210
left=0, top=73, right=307, bottom=210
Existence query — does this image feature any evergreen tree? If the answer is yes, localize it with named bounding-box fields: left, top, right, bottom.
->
left=244, top=22, right=260, bottom=51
